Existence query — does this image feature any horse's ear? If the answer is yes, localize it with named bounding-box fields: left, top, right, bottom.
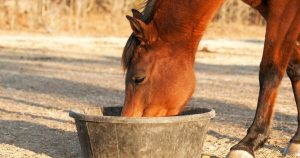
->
left=126, top=15, right=146, bottom=42
left=132, top=9, right=143, bottom=20
left=126, top=15, right=158, bottom=44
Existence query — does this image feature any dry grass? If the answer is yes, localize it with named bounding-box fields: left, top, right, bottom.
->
left=213, top=0, right=265, bottom=25
left=0, top=0, right=265, bottom=36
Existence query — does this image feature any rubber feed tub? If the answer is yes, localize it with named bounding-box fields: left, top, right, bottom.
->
left=69, top=106, right=215, bottom=158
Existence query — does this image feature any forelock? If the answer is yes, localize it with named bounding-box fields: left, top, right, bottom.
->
left=122, top=34, right=139, bottom=71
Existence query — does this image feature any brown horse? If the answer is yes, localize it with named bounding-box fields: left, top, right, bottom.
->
left=121, top=0, right=300, bottom=157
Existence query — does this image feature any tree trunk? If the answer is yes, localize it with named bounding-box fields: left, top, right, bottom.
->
left=69, top=0, right=74, bottom=32
left=10, top=0, right=19, bottom=30
left=75, top=0, right=82, bottom=31
left=33, top=0, right=43, bottom=29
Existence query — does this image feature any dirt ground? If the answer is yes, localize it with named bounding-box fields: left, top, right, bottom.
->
left=0, top=34, right=298, bottom=158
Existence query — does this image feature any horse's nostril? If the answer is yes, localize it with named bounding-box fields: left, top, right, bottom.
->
left=132, top=76, right=146, bottom=84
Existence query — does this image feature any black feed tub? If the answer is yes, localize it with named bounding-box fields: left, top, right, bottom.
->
left=69, top=106, right=215, bottom=158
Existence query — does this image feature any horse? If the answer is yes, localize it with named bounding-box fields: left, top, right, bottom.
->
left=121, top=0, right=300, bottom=157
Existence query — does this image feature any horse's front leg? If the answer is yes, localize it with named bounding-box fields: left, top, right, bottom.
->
left=228, top=53, right=290, bottom=158
left=227, top=0, right=299, bottom=157
left=284, top=41, right=300, bottom=156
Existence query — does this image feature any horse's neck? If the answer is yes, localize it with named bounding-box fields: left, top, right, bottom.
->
left=152, top=0, right=223, bottom=47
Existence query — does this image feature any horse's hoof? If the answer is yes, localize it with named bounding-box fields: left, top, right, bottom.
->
left=284, top=143, right=300, bottom=156
left=227, top=150, right=254, bottom=158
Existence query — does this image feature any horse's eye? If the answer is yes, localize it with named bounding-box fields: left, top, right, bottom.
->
left=132, top=76, right=146, bottom=84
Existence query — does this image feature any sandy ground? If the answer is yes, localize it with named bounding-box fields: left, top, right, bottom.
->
left=0, top=35, right=298, bottom=158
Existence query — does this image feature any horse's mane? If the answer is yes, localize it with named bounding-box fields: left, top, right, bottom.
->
left=122, top=0, right=157, bottom=71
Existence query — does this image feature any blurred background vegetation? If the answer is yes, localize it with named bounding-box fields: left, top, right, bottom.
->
left=0, top=0, right=265, bottom=37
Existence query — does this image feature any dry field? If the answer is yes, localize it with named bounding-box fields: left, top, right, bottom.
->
left=0, top=34, right=299, bottom=158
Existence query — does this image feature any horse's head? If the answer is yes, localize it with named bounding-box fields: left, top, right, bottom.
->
left=121, top=10, right=196, bottom=117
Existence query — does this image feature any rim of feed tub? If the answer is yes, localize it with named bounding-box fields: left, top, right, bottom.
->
left=69, top=106, right=215, bottom=124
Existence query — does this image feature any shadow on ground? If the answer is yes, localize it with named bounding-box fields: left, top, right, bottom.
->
left=191, top=96, right=297, bottom=153
left=0, top=48, right=120, bottom=68
left=0, top=72, right=124, bottom=105
left=0, top=120, right=81, bottom=158
left=0, top=96, right=64, bottom=111
left=195, top=62, right=258, bottom=76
